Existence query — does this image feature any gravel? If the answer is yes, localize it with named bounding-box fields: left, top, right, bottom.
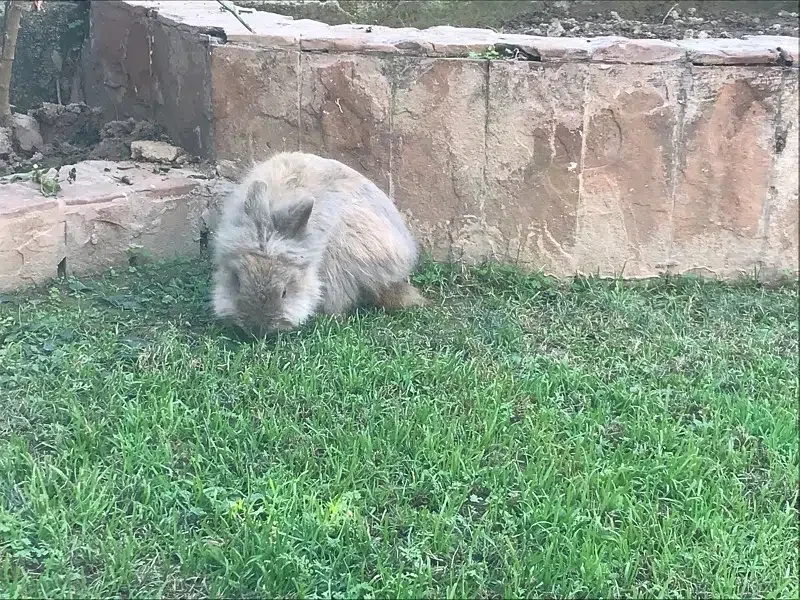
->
left=501, top=1, right=799, bottom=40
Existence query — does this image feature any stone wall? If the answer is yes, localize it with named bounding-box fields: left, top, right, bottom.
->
left=0, top=161, right=233, bottom=292
left=57, top=2, right=800, bottom=279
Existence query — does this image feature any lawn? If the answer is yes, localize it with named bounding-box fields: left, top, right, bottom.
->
left=0, top=257, right=797, bottom=598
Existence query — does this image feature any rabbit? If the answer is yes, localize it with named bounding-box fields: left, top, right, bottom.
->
left=211, top=151, right=427, bottom=335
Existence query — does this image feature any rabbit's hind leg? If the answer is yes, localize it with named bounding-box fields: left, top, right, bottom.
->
left=374, top=280, right=428, bottom=312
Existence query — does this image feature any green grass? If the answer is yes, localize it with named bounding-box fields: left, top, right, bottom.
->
left=0, top=257, right=797, bottom=598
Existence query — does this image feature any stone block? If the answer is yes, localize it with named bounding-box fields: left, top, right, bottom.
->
left=0, top=160, right=229, bottom=291
left=485, top=62, right=585, bottom=275
left=211, top=45, right=300, bottom=166
left=762, top=70, right=799, bottom=277
left=62, top=162, right=209, bottom=275
left=300, top=53, right=392, bottom=193
left=671, top=67, right=782, bottom=278
left=574, top=64, right=682, bottom=278
left=391, top=58, right=487, bottom=262
left=0, top=194, right=65, bottom=292
left=130, top=140, right=184, bottom=163
left=678, top=38, right=784, bottom=66
left=589, top=38, right=686, bottom=64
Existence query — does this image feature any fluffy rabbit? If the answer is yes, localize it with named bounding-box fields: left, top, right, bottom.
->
left=211, top=152, right=426, bottom=334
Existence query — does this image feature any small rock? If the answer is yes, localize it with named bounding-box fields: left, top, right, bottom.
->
left=698, top=30, right=710, bottom=39
left=719, top=31, right=732, bottom=38
left=530, top=27, right=543, bottom=36
left=31, top=151, right=43, bottom=163
left=687, top=16, right=705, bottom=25
left=609, top=10, right=622, bottom=22
left=683, top=28, right=695, bottom=39
left=130, top=140, right=183, bottom=163
left=216, top=159, right=242, bottom=181
left=772, top=23, right=782, bottom=30
left=687, top=7, right=697, bottom=15
left=0, top=127, right=13, bottom=156
left=546, top=18, right=565, bottom=37
left=12, top=113, right=44, bottom=152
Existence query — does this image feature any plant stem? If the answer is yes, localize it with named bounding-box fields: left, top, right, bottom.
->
left=0, top=1, right=25, bottom=127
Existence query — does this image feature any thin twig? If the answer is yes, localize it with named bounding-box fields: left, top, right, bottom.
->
left=661, top=2, right=678, bottom=25
left=216, top=0, right=255, bottom=33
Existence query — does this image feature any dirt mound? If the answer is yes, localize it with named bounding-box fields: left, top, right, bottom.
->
left=0, top=102, right=171, bottom=177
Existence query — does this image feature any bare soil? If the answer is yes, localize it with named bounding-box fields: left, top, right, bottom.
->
left=0, top=103, right=174, bottom=177
left=239, top=1, right=800, bottom=40
left=501, top=0, right=800, bottom=40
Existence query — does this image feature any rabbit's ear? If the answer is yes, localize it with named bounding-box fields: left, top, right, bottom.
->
left=272, top=197, right=314, bottom=239
left=243, top=181, right=271, bottom=223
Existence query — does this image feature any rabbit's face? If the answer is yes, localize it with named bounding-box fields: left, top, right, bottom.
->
left=213, top=251, right=319, bottom=335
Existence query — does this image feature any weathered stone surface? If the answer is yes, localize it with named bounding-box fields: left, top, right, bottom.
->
left=589, top=38, right=686, bottom=64
left=422, top=26, right=497, bottom=57
left=211, top=45, right=300, bottom=166
left=12, top=114, right=44, bottom=152
left=62, top=162, right=208, bottom=274
left=0, top=194, right=64, bottom=292
left=744, top=35, right=800, bottom=64
left=300, top=53, right=391, bottom=192
left=485, top=62, right=585, bottom=274
left=130, top=140, right=184, bottom=163
left=391, top=58, right=487, bottom=262
left=670, top=67, right=783, bottom=278
left=215, top=159, right=245, bottom=181
left=108, top=2, right=800, bottom=65
left=762, top=70, right=799, bottom=277
left=0, top=160, right=234, bottom=291
left=497, top=34, right=590, bottom=62
left=574, top=65, right=682, bottom=277
left=678, top=38, right=784, bottom=66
